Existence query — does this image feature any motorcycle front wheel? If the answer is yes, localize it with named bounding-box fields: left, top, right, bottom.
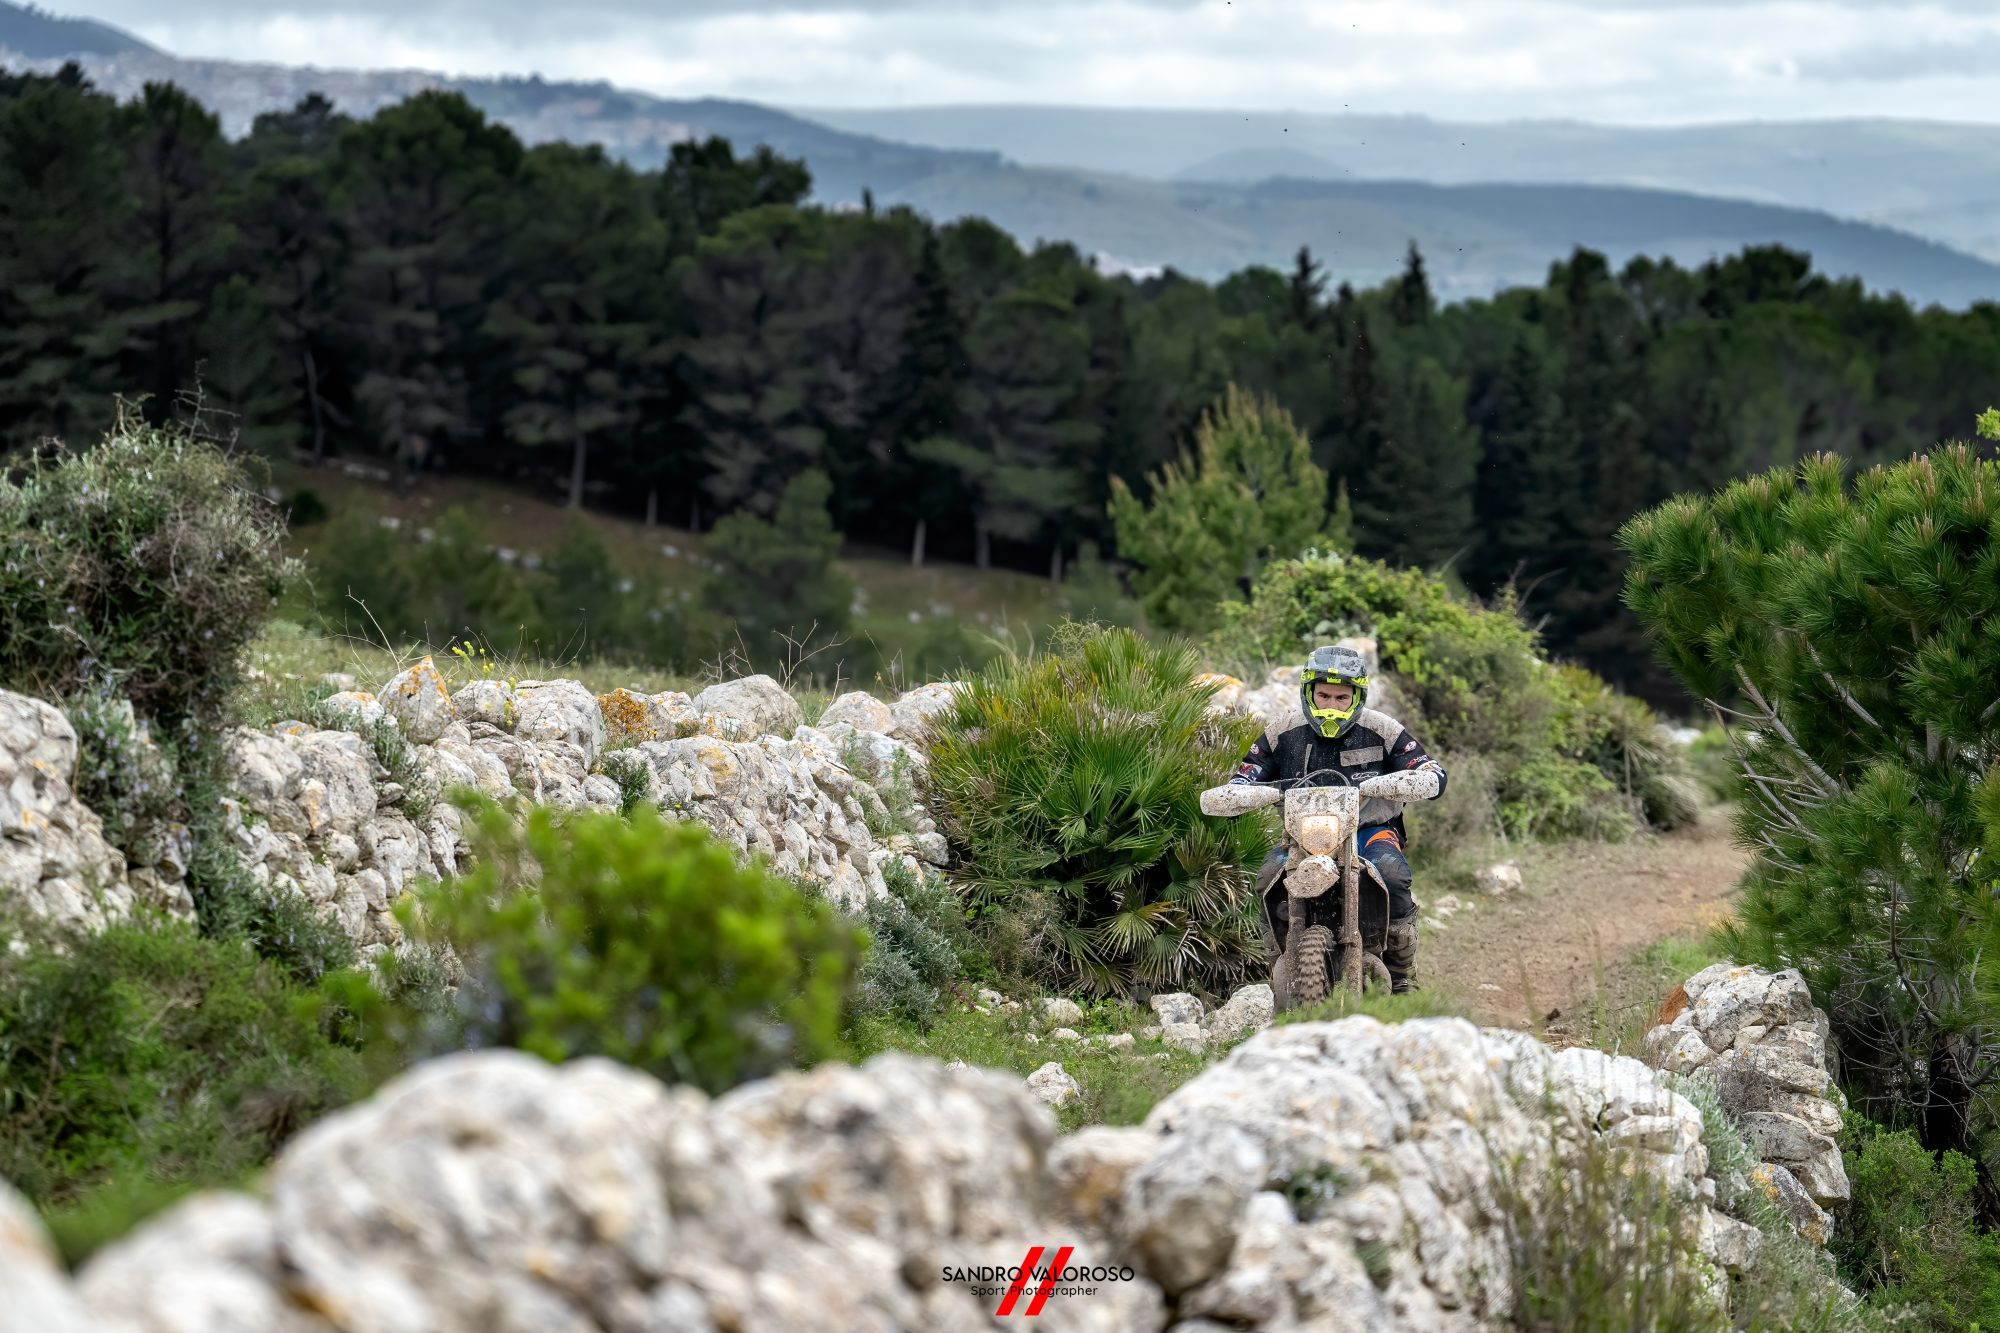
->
left=1292, top=924, right=1335, bottom=1006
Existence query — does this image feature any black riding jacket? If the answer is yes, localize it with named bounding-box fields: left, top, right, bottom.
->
left=1230, top=707, right=1447, bottom=840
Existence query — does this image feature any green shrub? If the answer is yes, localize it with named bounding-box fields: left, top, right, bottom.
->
left=363, top=798, right=864, bottom=1094
left=65, top=686, right=185, bottom=864
left=926, top=622, right=1273, bottom=998
left=1493, top=1124, right=1727, bottom=1332
left=1667, top=1076, right=1860, bottom=1330
left=853, top=862, right=971, bottom=1028
left=0, top=913, right=365, bottom=1219
left=1834, top=1120, right=2000, bottom=1328
left=0, top=412, right=291, bottom=729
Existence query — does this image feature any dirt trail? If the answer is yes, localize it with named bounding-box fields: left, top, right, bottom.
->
left=1419, top=806, right=1747, bottom=1046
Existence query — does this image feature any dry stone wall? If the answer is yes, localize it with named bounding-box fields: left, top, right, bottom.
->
left=0, top=1013, right=1791, bottom=1333
left=0, top=668, right=959, bottom=945
left=1644, top=961, right=1851, bottom=1245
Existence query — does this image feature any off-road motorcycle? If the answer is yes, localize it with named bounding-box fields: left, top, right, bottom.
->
left=1200, top=768, right=1427, bottom=1009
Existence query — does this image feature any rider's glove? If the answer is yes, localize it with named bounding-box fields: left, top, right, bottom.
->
left=1357, top=764, right=1443, bottom=801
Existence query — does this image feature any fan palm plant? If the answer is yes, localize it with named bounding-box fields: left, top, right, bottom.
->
left=927, top=622, right=1273, bottom=997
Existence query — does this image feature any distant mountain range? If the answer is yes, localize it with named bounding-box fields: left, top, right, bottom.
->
left=804, top=104, right=2000, bottom=270
left=7, top=1, right=2000, bottom=305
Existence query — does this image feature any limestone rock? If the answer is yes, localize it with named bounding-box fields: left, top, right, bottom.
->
left=319, top=690, right=387, bottom=731
left=1473, top=861, right=1523, bottom=896
left=1150, top=993, right=1205, bottom=1028
left=817, top=691, right=894, bottom=734
left=1647, top=961, right=1850, bottom=1228
left=691, top=675, right=802, bottom=740
left=449, top=679, right=514, bottom=729
left=78, top=1191, right=323, bottom=1333
left=379, top=656, right=456, bottom=744
left=1162, top=1022, right=1209, bottom=1053
left=1193, top=672, right=1245, bottom=717
left=19, top=1018, right=1777, bottom=1331
left=886, top=681, right=961, bottom=742
left=634, top=733, right=895, bottom=906
left=596, top=687, right=695, bottom=746
left=0, top=690, right=143, bottom=933
left=1202, top=984, right=1275, bottom=1045
left=1748, top=1162, right=1834, bottom=1246
left=0, top=1177, right=101, bottom=1333
left=510, top=679, right=605, bottom=765
left=1040, top=996, right=1085, bottom=1027
left=1027, top=1061, right=1082, bottom=1108
left=1049, top=1125, right=1156, bottom=1232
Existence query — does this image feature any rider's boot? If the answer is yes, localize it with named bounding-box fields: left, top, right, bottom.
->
left=1383, top=913, right=1419, bottom=993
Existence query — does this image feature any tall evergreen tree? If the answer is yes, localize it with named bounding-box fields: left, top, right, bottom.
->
left=887, top=227, right=967, bottom=566
left=114, top=82, right=231, bottom=424
left=658, top=136, right=811, bottom=259
left=1389, top=240, right=1434, bottom=328
left=1286, top=245, right=1327, bottom=332
left=334, top=91, right=523, bottom=475
left=930, top=282, right=1097, bottom=570
left=231, top=96, right=351, bottom=462
left=675, top=206, right=829, bottom=517
left=0, top=69, right=128, bottom=446
left=1350, top=351, right=1477, bottom=568
left=1333, top=310, right=1392, bottom=542
left=484, top=142, right=661, bottom=508
left=1475, top=333, right=1564, bottom=593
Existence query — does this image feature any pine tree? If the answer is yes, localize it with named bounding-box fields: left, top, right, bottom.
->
left=0, top=70, right=128, bottom=447
left=1349, top=352, right=1477, bottom=568
left=945, top=281, right=1099, bottom=570
left=876, top=228, right=966, bottom=565
left=1286, top=245, right=1327, bottom=332
left=658, top=136, right=811, bottom=259
left=674, top=207, right=830, bottom=517
left=1389, top=240, right=1433, bottom=328
left=233, top=96, right=351, bottom=462
left=1476, top=334, right=1564, bottom=591
left=335, top=91, right=524, bottom=476
left=1623, top=441, right=2000, bottom=1180
left=483, top=142, right=660, bottom=508
left=1108, top=385, right=1328, bottom=632
left=113, top=81, right=231, bottom=423
left=1336, top=312, right=1394, bottom=550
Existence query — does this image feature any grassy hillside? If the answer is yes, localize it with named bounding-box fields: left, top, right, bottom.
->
left=271, top=460, right=1069, bottom=685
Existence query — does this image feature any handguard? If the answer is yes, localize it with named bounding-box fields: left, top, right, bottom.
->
left=1200, top=783, right=1285, bottom=817
left=1356, top=765, right=1443, bottom=802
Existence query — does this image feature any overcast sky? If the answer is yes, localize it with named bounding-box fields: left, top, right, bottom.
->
left=59, top=0, right=2000, bottom=124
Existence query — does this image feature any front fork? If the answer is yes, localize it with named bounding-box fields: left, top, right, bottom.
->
left=1338, top=853, right=1363, bottom=993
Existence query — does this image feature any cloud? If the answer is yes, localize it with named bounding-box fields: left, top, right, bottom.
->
left=57, top=0, right=2000, bottom=123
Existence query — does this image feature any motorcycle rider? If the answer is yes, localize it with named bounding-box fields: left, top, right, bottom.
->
left=1228, top=644, right=1446, bottom=993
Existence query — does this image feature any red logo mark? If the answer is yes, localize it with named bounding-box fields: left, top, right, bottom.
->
left=995, top=1244, right=1074, bottom=1317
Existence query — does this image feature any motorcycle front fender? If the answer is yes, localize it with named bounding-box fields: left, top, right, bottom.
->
left=1286, top=853, right=1340, bottom=899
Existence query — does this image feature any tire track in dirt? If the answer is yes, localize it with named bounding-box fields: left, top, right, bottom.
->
left=1419, top=806, right=1747, bottom=1044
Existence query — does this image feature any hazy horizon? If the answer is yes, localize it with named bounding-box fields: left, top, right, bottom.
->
left=33, top=0, right=2000, bottom=127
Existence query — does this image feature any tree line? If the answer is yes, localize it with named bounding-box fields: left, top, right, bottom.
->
left=3, top=63, right=1996, bottom=700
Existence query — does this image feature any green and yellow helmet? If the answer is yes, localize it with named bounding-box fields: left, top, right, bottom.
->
left=1300, top=644, right=1369, bottom=740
